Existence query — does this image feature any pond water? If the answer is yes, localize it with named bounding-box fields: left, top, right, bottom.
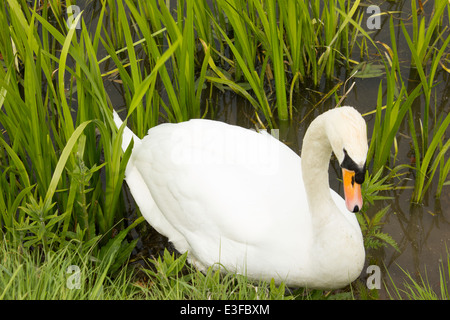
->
left=78, top=0, right=449, bottom=297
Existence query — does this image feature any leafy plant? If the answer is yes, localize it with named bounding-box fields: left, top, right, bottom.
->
left=358, top=168, right=400, bottom=253
left=358, top=206, right=399, bottom=253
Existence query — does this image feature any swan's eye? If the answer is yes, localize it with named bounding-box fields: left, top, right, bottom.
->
left=341, top=148, right=355, bottom=171
left=341, top=148, right=366, bottom=184
left=355, top=163, right=366, bottom=184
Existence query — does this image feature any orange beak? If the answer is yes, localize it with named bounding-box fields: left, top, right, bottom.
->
left=342, top=168, right=363, bottom=213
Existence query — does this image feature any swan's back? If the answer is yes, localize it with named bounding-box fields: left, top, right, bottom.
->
left=128, top=119, right=314, bottom=278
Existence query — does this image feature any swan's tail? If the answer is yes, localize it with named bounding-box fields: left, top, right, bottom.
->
left=113, top=110, right=141, bottom=152
left=112, top=109, right=190, bottom=253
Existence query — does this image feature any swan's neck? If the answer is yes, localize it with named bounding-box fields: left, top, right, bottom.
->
left=301, top=116, right=336, bottom=220
left=300, top=114, right=365, bottom=286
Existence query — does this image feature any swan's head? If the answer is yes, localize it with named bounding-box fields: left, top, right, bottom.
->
left=325, top=107, right=368, bottom=213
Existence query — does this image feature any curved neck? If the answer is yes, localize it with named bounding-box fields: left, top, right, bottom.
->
left=299, top=111, right=365, bottom=284
left=300, top=116, right=335, bottom=218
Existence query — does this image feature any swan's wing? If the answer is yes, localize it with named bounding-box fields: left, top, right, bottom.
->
left=130, top=119, right=312, bottom=268
left=114, top=110, right=189, bottom=252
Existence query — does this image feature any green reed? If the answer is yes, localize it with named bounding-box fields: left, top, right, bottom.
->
left=0, top=0, right=143, bottom=259
left=98, top=0, right=367, bottom=126
left=346, top=7, right=450, bottom=203
left=103, top=0, right=208, bottom=136
left=401, top=1, right=450, bottom=202
left=410, top=0, right=448, bottom=70
left=207, top=0, right=364, bottom=122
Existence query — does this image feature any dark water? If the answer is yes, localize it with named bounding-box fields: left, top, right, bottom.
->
left=77, top=0, right=450, bottom=297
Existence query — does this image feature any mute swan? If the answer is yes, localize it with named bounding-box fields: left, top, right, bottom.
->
left=113, top=106, right=367, bottom=289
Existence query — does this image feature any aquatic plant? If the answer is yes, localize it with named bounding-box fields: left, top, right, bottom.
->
left=206, top=0, right=365, bottom=122
left=385, top=249, right=450, bottom=300
left=400, top=1, right=450, bottom=202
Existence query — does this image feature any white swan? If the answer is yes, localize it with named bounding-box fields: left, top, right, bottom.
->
left=113, top=106, right=368, bottom=289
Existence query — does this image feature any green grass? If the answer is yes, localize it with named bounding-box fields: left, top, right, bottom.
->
left=385, top=250, right=450, bottom=300
left=133, top=249, right=296, bottom=300
left=0, top=236, right=297, bottom=300
left=0, top=237, right=342, bottom=300
left=0, top=237, right=139, bottom=299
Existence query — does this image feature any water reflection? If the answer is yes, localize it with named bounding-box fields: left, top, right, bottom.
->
left=376, top=187, right=450, bottom=297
